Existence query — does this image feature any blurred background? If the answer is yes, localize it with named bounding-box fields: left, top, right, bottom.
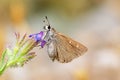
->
left=1, top=0, right=120, bottom=80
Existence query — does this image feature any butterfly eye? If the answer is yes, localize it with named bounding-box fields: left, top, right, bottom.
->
left=48, top=25, right=51, bottom=29
left=44, top=25, right=51, bottom=30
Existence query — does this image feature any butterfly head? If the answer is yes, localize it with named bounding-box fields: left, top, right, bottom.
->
left=43, top=16, right=56, bottom=33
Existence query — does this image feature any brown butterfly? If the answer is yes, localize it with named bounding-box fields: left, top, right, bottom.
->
left=42, top=16, right=88, bottom=63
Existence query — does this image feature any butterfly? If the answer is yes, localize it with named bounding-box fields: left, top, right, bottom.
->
left=30, top=16, right=88, bottom=63
left=42, top=16, right=88, bottom=63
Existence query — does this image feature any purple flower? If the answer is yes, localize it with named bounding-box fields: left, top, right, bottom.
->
left=41, top=40, right=46, bottom=48
left=35, top=31, right=44, bottom=42
left=29, top=31, right=46, bottom=48
left=29, top=31, right=44, bottom=42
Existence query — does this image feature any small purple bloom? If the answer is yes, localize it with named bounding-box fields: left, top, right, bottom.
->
left=29, top=34, right=34, bottom=37
left=29, top=33, right=37, bottom=38
left=41, top=40, right=46, bottom=48
left=29, top=31, right=44, bottom=42
left=29, top=31, right=46, bottom=48
left=35, top=31, right=44, bottom=42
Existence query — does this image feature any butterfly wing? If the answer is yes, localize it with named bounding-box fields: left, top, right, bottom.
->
left=47, top=32, right=88, bottom=63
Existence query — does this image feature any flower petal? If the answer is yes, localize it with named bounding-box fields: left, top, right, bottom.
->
left=29, top=31, right=44, bottom=42
left=41, top=40, right=46, bottom=48
left=35, top=31, right=44, bottom=42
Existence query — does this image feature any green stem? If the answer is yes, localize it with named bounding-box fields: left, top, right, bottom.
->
left=0, top=63, right=7, bottom=75
left=0, top=49, right=7, bottom=75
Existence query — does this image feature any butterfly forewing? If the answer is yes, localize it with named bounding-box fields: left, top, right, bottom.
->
left=47, top=32, right=88, bottom=63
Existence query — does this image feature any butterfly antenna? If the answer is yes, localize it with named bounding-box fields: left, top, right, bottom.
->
left=44, top=16, right=51, bottom=26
